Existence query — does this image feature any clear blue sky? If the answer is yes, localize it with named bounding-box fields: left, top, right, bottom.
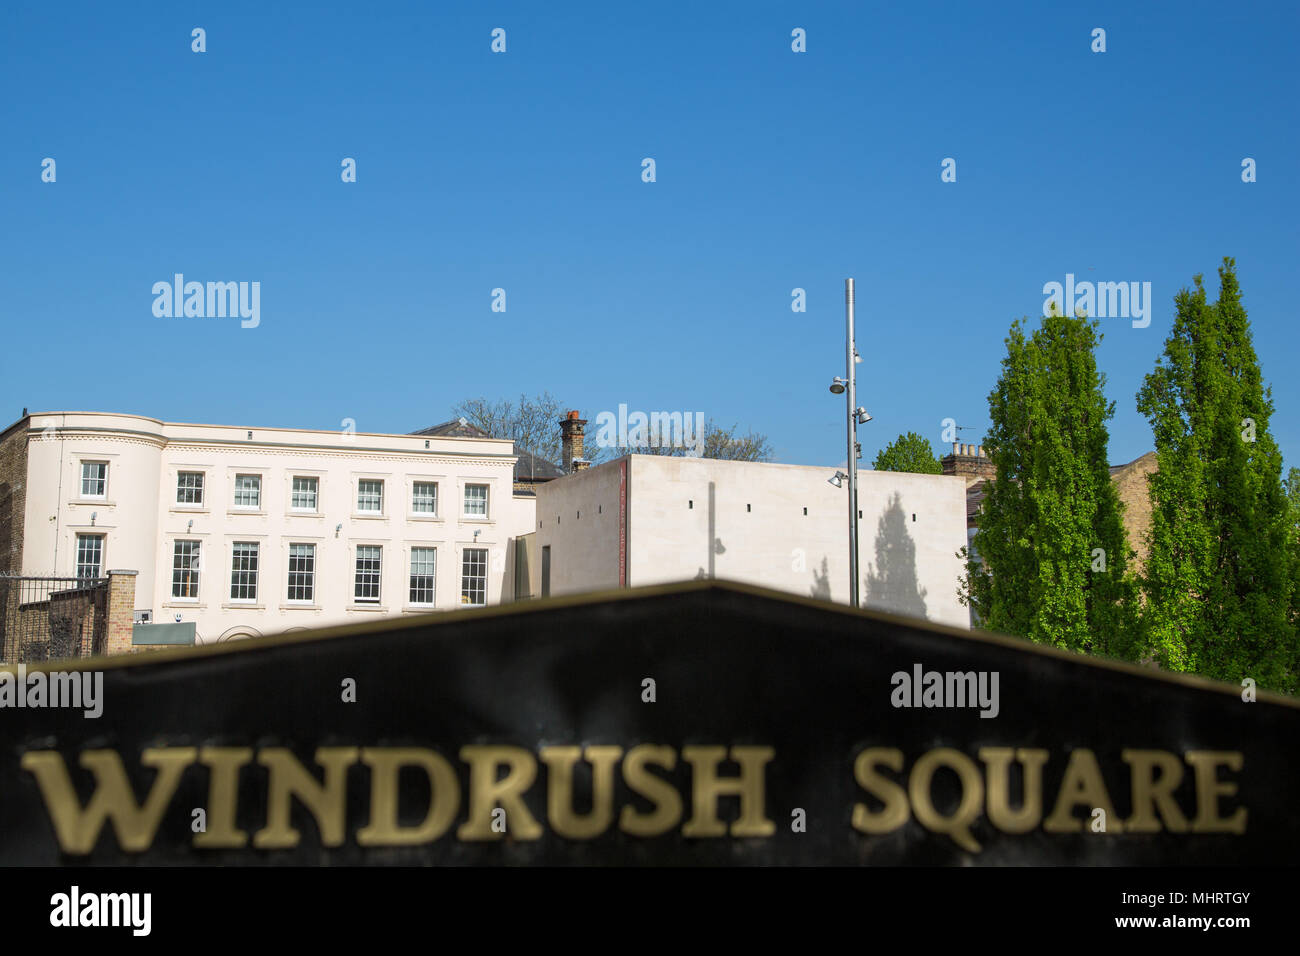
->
left=3, top=1, right=1297, bottom=469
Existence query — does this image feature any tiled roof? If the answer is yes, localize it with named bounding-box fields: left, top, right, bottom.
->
left=409, top=418, right=492, bottom=439
left=409, top=419, right=565, bottom=482
left=514, top=451, right=564, bottom=482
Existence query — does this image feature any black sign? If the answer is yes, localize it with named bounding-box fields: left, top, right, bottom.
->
left=1, top=581, right=1295, bottom=864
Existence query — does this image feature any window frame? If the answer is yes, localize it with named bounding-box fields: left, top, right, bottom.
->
left=411, top=480, right=439, bottom=516
left=461, top=547, right=488, bottom=606
left=79, top=461, right=108, bottom=499
left=409, top=546, right=437, bottom=606
left=356, top=478, right=385, bottom=515
left=75, top=534, right=104, bottom=580
left=171, top=539, right=202, bottom=600
left=286, top=542, right=316, bottom=603
left=354, top=544, right=382, bottom=604
left=176, top=471, right=205, bottom=506
left=232, top=474, right=262, bottom=510
left=463, top=483, right=489, bottom=518
left=290, top=476, right=320, bottom=513
left=229, top=541, right=260, bottom=603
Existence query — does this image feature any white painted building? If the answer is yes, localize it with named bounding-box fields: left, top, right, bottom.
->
left=0, top=410, right=973, bottom=649
left=524, top=454, right=971, bottom=629
left=5, top=412, right=536, bottom=643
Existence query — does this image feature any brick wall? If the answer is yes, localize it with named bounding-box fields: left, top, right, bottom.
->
left=0, top=416, right=29, bottom=576
left=1110, top=452, right=1158, bottom=572
left=941, top=443, right=997, bottom=486
left=105, top=569, right=137, bottom=655
left=963, top=451, right=1159, bottom=577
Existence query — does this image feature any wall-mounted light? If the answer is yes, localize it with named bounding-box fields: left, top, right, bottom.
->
left=187, top=519, right=193, bottom=532
left=90, top=511, right=97, bottom=526
left=425, top=439, right=430, bottom=449
left=335, top=523, right=342, bottom=538
left=473, top=529, right=481, bottom=541
left=247, top=430, right=253, bottom=440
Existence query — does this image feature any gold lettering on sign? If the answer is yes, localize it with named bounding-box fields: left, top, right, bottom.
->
left=1043, top=748, right=1122, bottom=833
left=979, top=747, right=1049, bottom=833
left=15, top=742, right=1249, bottom=855
left=457, top=745, right=544, bottom=840
left=851, top=747, right=909, bottom=834
left=619, top=744, right=683, bottom=836
left=1122, top=749, right=1189, bottom=833
left=680, top=746, right=775, bottom=837
left=357, top=748, right=460, bottom=846
left=252, top=747, right=358, bottom=849
left=194, top=747, right=253, bottom=848
left=540, top=746, right=623, bottom=839
left=909, top=748, right=983, bottom=853
left=21, top=748, right=196, bottom=854
left=1184, top=751, right=1247, bottom=834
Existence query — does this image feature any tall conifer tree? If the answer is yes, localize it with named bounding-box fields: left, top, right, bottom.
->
left=963, top=312, right=1136, bottom=657
left=1137, top=259, right=1296, bottom=691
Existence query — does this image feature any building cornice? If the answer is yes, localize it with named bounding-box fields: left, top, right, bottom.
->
left=26, top=427, right=517, bottom=466
left=24, top=410, right=509, bottom=446
left=26, top=428, right=167, bottom=449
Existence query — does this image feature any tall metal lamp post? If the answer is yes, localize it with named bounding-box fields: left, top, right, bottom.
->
left=828, top=278, right=872, bottom=608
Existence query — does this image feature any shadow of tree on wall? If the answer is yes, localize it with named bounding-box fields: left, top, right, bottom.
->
left=810, top=556, right=831, bottom=602
left=865, top=492, right=927, bottom=621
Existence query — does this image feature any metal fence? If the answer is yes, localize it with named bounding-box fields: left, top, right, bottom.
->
left=0, top=575, right=109, bottom=664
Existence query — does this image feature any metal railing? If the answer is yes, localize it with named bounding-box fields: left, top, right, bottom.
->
left=0, top=575, right=109, bottom=663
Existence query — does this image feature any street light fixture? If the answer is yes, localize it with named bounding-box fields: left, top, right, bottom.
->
left=827, top=278, right=872, bottom=608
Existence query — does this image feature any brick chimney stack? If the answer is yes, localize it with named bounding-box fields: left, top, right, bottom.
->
left=941, top=441, right=996, bottom=485
left=560, top=410, right=589, bottom=473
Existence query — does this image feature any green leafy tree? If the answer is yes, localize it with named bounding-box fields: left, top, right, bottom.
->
left=962, top=311, right=1137, bottom=658
left=872, top=432, right=942, bottom=474
left=1286, top=467, right=1300, bottom=639
left=1136, top=259, right=1296, bottom=692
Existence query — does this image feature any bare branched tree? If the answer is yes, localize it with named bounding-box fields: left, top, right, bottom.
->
left=453, top=398, right=773, bottom=465
left=451, top=393, right=613, bottom=466
left=629, top=418, right=774, bottom=462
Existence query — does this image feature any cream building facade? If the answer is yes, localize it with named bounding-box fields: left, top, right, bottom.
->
left=523, top=454, right=971, bottom=629
left=3, top=412, right=537, bottom=644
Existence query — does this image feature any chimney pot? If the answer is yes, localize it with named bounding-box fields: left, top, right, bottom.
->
left=560, top=412, right=588, bottom=474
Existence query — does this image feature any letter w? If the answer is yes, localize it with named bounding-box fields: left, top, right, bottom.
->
left=21, top=748, right=197, bottom=854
